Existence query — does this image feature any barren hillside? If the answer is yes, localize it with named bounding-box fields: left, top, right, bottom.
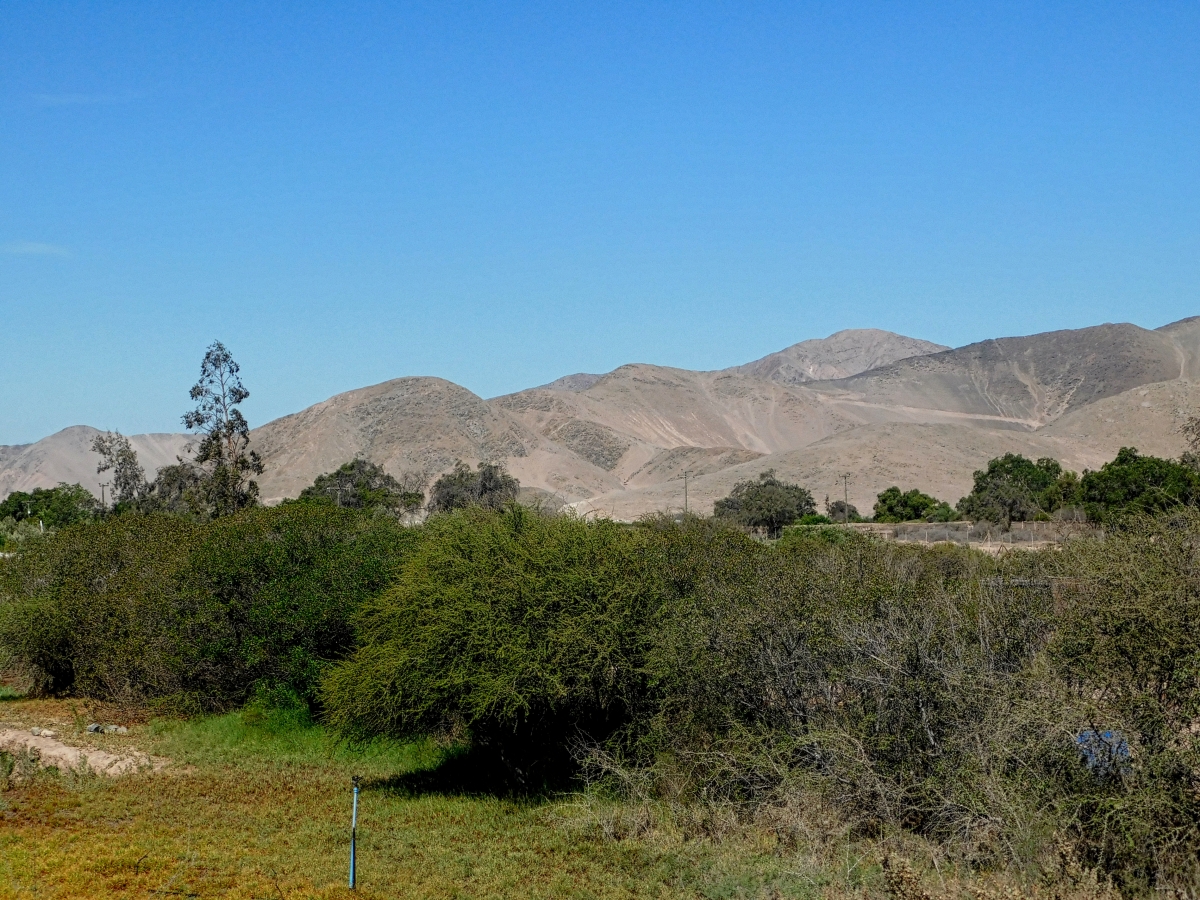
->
left=0, top=427, right=191, bottom=499
left=724, top=328, right=949, bottom=385
left=494, top=365, right=862, bottom=478
left=807, top=323, right=1187, bottom=426
left=567, top=415, right=1146, bottom=522
left=249, top=376, right=620, bottom=504
left=567, top=374, right=1200, bottom=521
left=6, top=319, right=1198, bottom=516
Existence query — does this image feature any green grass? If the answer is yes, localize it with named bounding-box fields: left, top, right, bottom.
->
left=0, top=700, right=854, bottom=900
left=145, top=702, right=439, bottom=774
left=0, top=699, right=1117, bottom=899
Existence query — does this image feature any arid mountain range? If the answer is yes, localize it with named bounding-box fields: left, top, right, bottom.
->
left=4, top=320, right=1199, bottom=519
left=0, top=428, right=191, bottom=505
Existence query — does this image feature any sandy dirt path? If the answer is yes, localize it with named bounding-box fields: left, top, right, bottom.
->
left=0, top=727, right=165, bottom=776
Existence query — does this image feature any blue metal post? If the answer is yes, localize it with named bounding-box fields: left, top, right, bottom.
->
left=349, top=776, right=360, bottom=889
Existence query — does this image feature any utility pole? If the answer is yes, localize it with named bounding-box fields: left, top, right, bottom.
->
left=99, top=482, right=110, bottom=512
left=683, top=470, right=692, bottom=514
left=840, top=473, right=851, bottom=523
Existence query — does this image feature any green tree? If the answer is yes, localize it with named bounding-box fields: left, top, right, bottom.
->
left=182, top=341, right=264, bottom=517
left=91, top=431, right=147, bottom=507
left=0, top=483, right=96, bottom=530
left=956, top=453, right=1079, bottom=524
left=872, top=486, right=957, bottom=523
left=959, top=478, right=1040, bottom=526
left=713, top=470, right=815, bottom=537
left=137, top=460, right=209, bottom=519
left=298, top=459, right=425, bottom=516
left=824, top=498, right=861, bottom=523
left=1078, top=447, right=1200, bottom=522
left=427, top=460, right=519, bottom=514
left=0, top=483, right=97, bottom=551
left=92, top=429, right=213, bottom=520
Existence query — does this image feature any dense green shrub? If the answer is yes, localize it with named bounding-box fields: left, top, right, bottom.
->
left=298, top=458, right=425, bottom=514
left=956, top=453, right=1080, bottom=524
left=797, top=513, right=832, bottom=525
left=0, top=517, right=45, bottom=552
left=0, top=514, right=200, bottom=697
left=0, top=505, right=413, bottom=710
left=619, top=516, right=1200, bottom=889
left=321, top=505, right=665, bottom=785
left=427, top=461, right=519, bottom=513
left=172, top=504, right=416, bottom=707
left=1077, top=447, right=1200, bottom=522
left=6, top=479, right=1200, bottom=889
left=872, top=485, right=958, bottom=522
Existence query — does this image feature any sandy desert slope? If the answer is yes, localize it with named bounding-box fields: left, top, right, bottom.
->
left=568, top=374, right=1200, bottom=520
left=5, top=319, right=1198, bottom=514
left=0, top=427, right=191, bottom=499
left=721, top=328, right=950, bottom=385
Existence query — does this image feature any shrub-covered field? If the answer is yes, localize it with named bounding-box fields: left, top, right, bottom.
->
left=2, top=504, right=1199, bottom=896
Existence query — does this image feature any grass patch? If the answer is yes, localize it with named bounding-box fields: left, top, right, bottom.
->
left=145, top=702, right=441, bottom=775
left=0, top=699, right=870, bottom=899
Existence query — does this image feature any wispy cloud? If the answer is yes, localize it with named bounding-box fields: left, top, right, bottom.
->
left=2, top=241, right=70, bottom=257
left=33, top=90, right=145, bottom=107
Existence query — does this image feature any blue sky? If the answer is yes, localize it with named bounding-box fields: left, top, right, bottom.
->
left=2, top=2, right=1198, bottom=444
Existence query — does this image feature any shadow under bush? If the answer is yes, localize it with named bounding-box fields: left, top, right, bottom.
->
left=363, top=726, right=593, bottom=798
